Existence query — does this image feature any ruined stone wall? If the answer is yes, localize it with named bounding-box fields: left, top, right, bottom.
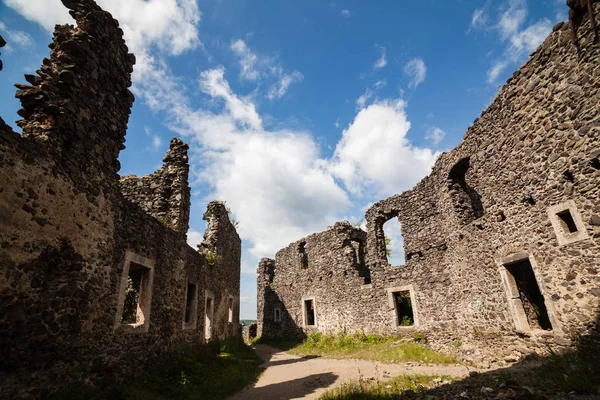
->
left=120, top=137, right=191, bottom=233
left=257, top=222, right=371, bottom=339
left=0, top=1, right=240, bottom=398
left=259, top=9, right=600, bottom=364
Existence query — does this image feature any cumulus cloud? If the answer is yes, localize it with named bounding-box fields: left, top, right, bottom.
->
left=4, top=0, right=73, bottom=30
left=425, top=126, right=445, bottom=145
left=328, top=99, right=438, bottom=196
left=341, top=9, right=351, bottom=18
left=150, top=67, right=350, bottom=257
left=5, top=0, right=202, bottom=82
left=403, top=58, right=426, bottom=89
left=373, top=45, right=387, bottom=70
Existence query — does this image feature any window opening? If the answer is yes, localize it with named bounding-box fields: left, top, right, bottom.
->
left=392, top=291, right=414, bottom=326
left=448, top=157, right=484, bottom=223
left=184, top=283, right=197, bottom=325
left=304, top=299, right=315, bottom=326
left=274, top=306, right=281, bottom=322
left=382, top=218, right=405, bottom=265
left=298, top=241, right=308, bottom=269
left=505, top=260, right=552, bottom=331
left=591, top=158, right=600, bottom=170
left=122, top=262, right=151, bottom=326
left=228, top=297, right=234, bottom=323
left=557, top=209, right=578, bottom=234
left=205, top=296, right=214, bottom=340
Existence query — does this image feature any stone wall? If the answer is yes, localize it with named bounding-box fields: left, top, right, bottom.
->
left=0, top=1, right=241, bottom=398
left=258, top=7, right=600, bottom=365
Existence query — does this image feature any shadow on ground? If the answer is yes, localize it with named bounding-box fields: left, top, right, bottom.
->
left=321, top=324, right=600, bottom=400
left=234, top=372, right=338, bottom=400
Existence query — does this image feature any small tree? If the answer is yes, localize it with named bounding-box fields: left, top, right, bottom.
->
left=385, top=236, right=392, bottom=257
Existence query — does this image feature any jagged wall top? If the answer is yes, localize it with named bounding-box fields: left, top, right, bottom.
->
left=14, top=0, right=135, bottom=187
left=120, top=138, right=191, bottom=233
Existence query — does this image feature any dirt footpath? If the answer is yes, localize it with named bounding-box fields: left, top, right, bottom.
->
left=228, top=345, right=472, bottom=400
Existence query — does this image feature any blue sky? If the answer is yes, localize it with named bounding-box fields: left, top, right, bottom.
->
left=1, top=0, right=566, bottom=318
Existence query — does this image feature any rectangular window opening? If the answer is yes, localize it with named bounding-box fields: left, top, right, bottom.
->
left=556, top=209, right=578, bottom=234
left=122, top=262, right=151, bottom=326
left=304, top=299, right=315, bottom=326
left=228, top=297, right=234, bottom=323
left=205, top=296, right=214, bottom=340
left=393, top=291, right=414, bottom=326
left=274, top=306, right=281, bottom=322
left=184, top=283, right=197, bottom=324
left=505, top=260, right=552, bottom=331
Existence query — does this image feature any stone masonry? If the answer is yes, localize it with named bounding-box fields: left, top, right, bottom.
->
left=258, top=5, right=600, bottom=365
left=0, top=0, right=241, bottom=398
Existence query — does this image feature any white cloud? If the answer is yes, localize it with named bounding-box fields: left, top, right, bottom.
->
left=230, top=39, right=259, bottom=80
left=187, top=229, right=203, bottom=249
left=498, top=0, right=527, bottom=40
left=328, top=99, right=439, bottom=196
left=356, top=87, right=373, bottom=109
left=199, top=67, right=262, bottom=130
left=0, top=21, right=34, bottom=48
left=334, top=120, right=340, bottom=128
left=473, top=0, right=552, bottom=84
left=5, top=0, right=202, bottom=83
left=509, top=19, right=552, bottom=53
left=469, top=6, right=489, bottom=31
left=268, top=70, right=304, bottom=100
left=151, top=67, right=351, bottom=257
left=373, top=45, right=387, bottom=70
left=425, top=126, right=445, bottom=145
left=144, top=127, right=163, bottom=151
left=403, top=58, right=426, bottom=89
left=341, top=9, right=351, bottom=18
left=487, top=61, right=508, bottom=84
left=4, top=0, right=73, bottom=31
left=230, top=39, right=303, bottom=100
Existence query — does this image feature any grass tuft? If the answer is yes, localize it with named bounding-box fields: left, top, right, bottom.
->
left=319, top=374, right=454, bottom=400
left=50, top=337, right=262, bottom=400
left=258, top=332, right=457, bottom=364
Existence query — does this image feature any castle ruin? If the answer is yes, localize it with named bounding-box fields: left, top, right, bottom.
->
left=0, top=0, right=241, bottom=397
left=258, top=5, right=600, bottom=364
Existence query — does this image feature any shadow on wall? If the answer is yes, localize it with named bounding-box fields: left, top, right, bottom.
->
left=262, top=286, right=308, bottom=341
left=448, top=157, right=484, bottom=224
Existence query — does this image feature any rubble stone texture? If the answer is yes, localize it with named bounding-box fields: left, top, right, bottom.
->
left=258, top=7, right=600, bottom=365
left=0, top=0, right=241, bottom=398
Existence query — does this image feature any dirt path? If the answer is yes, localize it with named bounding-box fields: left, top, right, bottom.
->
left=228, top=345, right=472, bottom=400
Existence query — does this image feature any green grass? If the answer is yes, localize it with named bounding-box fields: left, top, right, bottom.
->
left=319, top=374, right=454, bottom=400
left=258, top=332, right=457, bottom=364
left=51, top=337, right=263, bottom=400
left=319, top=335, right=600, bottom=399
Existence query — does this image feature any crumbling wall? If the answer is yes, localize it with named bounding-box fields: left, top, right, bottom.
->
left=257, top=222, right=370, bottom=339
left=259, top=7, right=600, bottom=364
left=120, top=138, right=191, bottom=233
left=0, top=1, right=241, bottom=398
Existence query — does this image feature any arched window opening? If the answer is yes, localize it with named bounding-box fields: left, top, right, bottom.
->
left=382, top=218, right=405, bottom=266
left=448, top=157, right=484, bottom=223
